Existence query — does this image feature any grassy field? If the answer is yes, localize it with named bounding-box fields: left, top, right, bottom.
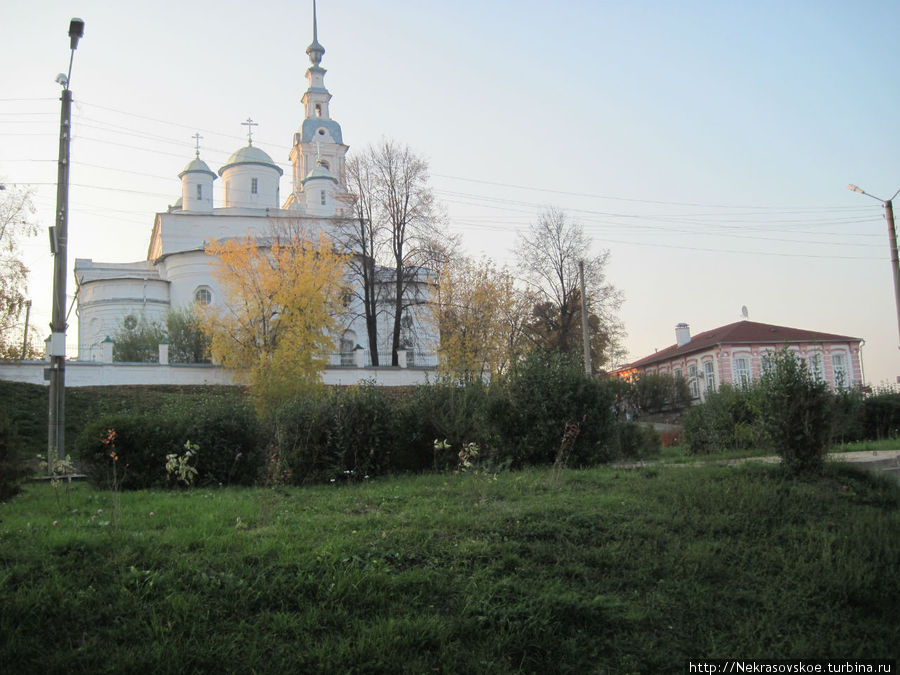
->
left=1, top=462, right=897, bottom=673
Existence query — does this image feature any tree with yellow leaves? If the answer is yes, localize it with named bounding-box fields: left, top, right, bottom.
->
left=437, top=256, right=528, bottom=381
left=204, top=230, right=347, bottom=415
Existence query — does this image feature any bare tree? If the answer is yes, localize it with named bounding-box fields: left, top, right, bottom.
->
left=515, top=207, right=625, bottom=371
left=349, top=140, right=454, bottom=366
left=0, top=183, right=38, bottom=356
left=338, top=153, right=384, bottom=365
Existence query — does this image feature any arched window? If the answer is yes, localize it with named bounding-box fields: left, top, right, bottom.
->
left=194, top=287, right=212, bottom=306
left=315, top=103, right=322, bottom=117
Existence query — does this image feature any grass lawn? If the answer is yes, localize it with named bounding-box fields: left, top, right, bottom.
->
left=1, top=462, right=898, bottom=674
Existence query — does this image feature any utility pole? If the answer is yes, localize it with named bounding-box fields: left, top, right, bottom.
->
left=579, top=260, right=591, bottom=375
left=848, top=184, right=900, bottom=348
left=48, top=18, right=85, bottom=468
left=21, top=300, right=31, bottom=359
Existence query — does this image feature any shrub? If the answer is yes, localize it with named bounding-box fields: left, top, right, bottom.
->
left=488, top=351, right=616, bottom=467
left=861, top=390, right=900, bottom=440
left=275, top=383, right=399, bottom=484
left=682, top=384, right=763, bottom=455
left=829, top=387, right=865, bottom=444
left=0, top=413, right=27, bottom=502
left=757, top=350, right=831, bottom=474
left=76, top=397, right=264, bottom=489
left=612, top=421, right=662, bottom=460
left=628, top=372, right=691, bottom=413
left=401, top=379, right=495, bottom=471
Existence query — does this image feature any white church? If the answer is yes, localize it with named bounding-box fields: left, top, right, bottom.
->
left=72, top=6, right=438, bottom=376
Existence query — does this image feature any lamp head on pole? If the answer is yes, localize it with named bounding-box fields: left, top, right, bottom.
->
left=847, top=184, right=864, bottom=194
left=69, top=18, right=84, bottom=50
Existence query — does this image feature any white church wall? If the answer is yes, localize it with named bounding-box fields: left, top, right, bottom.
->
left=222, top=164, right=280, bottom=209
left=158, top=250, right=220, bottom=309
left=0, top=361, right=434, bottom=388
left=77, top=277, right=170, bottom=360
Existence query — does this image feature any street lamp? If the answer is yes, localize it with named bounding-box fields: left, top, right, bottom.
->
left=48, top=18, right=85, bottom=468
left=848, top=183, right=900, bottom=348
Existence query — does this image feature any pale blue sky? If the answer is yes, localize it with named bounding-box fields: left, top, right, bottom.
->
left=2, top=1, right=899, bottom=384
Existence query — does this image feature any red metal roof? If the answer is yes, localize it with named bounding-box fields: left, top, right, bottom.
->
left=622, top=320, right=861, bottom=370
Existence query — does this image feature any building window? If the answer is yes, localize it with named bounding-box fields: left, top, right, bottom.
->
left=315, top=103, right=322, bottom=117
left=196, top=184, right=202, bottom=200
left=320, top=190, right=326, bottom=206
left=674, top=368, right=682, bottom=380
left=704, top=360, right=715, bottom=392
left=734, top=357, right=750, bottom=387
left=808, top=353, right=824, bottom=382
left=832, top=353, right=849, bottom=388
left=194, top=287, right=212, bottom=306
left=688, top=365, right=699, bottom=398
left=251, top=178, right=258, bottom=195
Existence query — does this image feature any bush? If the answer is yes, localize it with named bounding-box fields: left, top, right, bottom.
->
left=629, top=372, right=691, bottom=414
left=612, top=421, right=661, bottom=460
left=757, top=351, right=831, bottom=474
left=0, top=413, right=27, bottom=502
left=861, top=390, right=900, bottom=440
left=401, top=379, right=495, bottom=471
left=76, top=398, right=264, bottom=489
left=274, top=383, right=400, bottom=484
left=682, top=384, right=763, bottom=455
left=829, top=387, right=865, bottom=444
left=487, top=351, right=617, bottom=467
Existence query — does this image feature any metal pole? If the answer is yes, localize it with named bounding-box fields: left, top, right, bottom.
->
left=579, top=260, right=591, bottom=375
left=884, top=199, right=900, bottom=348
left=48, top=87, right=72, bottom=465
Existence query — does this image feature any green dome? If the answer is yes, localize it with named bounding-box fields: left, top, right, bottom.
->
left=218, top=144, right=283, bottom=176
left=178, top=157, right=216, bottom=179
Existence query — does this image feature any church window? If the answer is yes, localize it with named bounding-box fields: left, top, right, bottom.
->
left=315, top=104, right=322, bottom=117
left=320, top=190, right=326, bottom=206
left=251, top=178, right=258, bottom=195
left=318, top=128, right=326, bottom=136
left=194, top=287, right=212, bottom=306
left=123, top=315, right=137, bottom=331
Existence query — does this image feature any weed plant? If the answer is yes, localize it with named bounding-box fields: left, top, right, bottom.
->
left=1, top=463, right=897, bottom=673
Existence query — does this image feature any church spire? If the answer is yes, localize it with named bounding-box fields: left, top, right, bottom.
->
left=286, top=0, right=349, bottom=211
left=306, top=0, right=325, bottom=66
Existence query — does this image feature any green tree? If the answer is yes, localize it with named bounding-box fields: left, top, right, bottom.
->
left=112, top=314, right=164, bottom=362
left=166, top=305, right=211, bottom=364
left=757, top=350, right=832, bottom=474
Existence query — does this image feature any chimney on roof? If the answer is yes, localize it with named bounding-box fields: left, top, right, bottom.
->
left=675, top=323, right=691, bottom=347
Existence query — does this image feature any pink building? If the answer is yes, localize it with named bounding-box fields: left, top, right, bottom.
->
left=614, top=321, right=864, bottom=402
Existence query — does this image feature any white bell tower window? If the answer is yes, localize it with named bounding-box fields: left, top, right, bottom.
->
left=315, top=103, right=322, bottom=117
left=196, top=184, right=202, bottom=200
left=320, top=190, right=326, bottom=206
left=251, top=178, right=258, bottom=195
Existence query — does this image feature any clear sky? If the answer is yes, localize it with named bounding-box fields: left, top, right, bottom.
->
left=2, top=0, right=899, bottom=385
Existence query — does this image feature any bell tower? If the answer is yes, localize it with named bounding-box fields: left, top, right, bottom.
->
left=286, top=0, right=349, bottom=210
